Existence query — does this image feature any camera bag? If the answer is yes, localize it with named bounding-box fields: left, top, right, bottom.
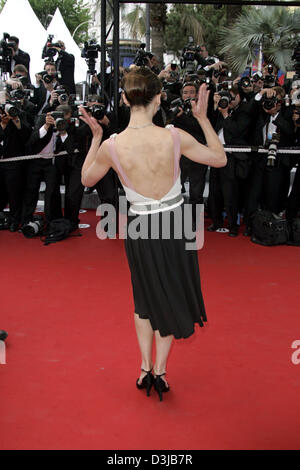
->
left=287, top=218, right=300, bottom=246
left=42, top=218, right=74, bottom=246
left=251, top=210, right=290, bottom=246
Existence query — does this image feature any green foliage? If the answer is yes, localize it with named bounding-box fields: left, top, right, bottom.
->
left=219, top=6, right=300, bottom=72
left=0, top=0, right=91, bottom=45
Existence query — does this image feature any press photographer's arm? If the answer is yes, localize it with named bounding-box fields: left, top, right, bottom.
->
left=80, top=107, right=111, bottom=187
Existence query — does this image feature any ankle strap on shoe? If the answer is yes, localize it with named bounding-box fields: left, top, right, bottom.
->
left=154, top=372, right=166, bottom=377
left=141, top=367, right=153, bottom=373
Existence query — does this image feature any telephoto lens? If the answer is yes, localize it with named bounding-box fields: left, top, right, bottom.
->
left=21, top=219, right=44, bottom=238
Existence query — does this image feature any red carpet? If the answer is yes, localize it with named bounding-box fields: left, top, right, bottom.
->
left=1, top=211, right=300, bottom=450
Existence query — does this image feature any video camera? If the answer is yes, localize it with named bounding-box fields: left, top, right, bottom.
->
left=0, top=33, right=17, bottom=73
left=133, top=43, right=152, bottom=67
left=81, top=40, right=101, bottom=75
left=180, top=38, right=200, bottom=73
left=42, top=35, right=62, bottom=61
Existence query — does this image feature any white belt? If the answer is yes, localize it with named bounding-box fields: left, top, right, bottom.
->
left=129, top=194, right=184, bottom=215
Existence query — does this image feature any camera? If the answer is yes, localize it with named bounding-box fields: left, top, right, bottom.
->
left=78, top=103, right=106, bottom=120
left=9, top=88, right=34, bottom=100
left=266, top=133, right=280, bottom=167
left=252, top=72, right=263, bottom=83
left=0, top=101, right=20, bottom=118
left=216, top=81, right=232, bottom=92
left=213, top=69, right=232, bottom=80
left=38, top=70, right=61, bottom=84
left=261, top=93, right=278, bottom=111
left=264, top=65, right=276, bottom=88
left=55, top=88, right=69, bottom=103
left=169, top=97, right=194, bottom=119
left=240, top=76, right=252, bottom=88
left=21, top=217, right=44, bottom=239
left=218, top=91, right=232, bottom=109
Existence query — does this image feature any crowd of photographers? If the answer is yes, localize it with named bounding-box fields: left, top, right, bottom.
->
left=0, top=34, right=300, bottom=240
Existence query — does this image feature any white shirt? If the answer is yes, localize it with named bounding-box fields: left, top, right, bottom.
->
left=263, top=112, right=279, bottom=144
left=39, top=125, right=68, bottom=155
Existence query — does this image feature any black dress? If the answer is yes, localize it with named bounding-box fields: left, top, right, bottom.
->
left=124, top=208, right=207, bottom=339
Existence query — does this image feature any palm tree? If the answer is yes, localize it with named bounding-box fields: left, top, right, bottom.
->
left=218, top=6, right=300, bottom=73
left=149, top=2, right=167, bottom=66
left=123, top=4, right=146, bottom=40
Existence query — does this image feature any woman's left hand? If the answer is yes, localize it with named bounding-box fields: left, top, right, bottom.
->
left=79, top=106, right=103, bottom=140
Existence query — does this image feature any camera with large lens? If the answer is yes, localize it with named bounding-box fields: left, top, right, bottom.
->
left=51, top=111, right=65, bottom=132
left=91, top=104, right=106, bottom=120
left=261, top=93, right=278, bottom=111
left=218, top=90, right=232, bottom=109
left=240, top=76, right=252, bottom=88
left=169, top=97, right=194, bottom=119
left=10, top=88, right=34, bottom=100
left=21, top=216, right=44, bottom=239
left=266, top=133, right=280, bottom=167
left=38, top=70, right=61, bottom=84
left=0, top=101, right=20, bottom=118
left=55, top=88, right=68, bottom=103
left=264, top=65, right=276, bottom=88
left=216, top=81, right=232, bottom=92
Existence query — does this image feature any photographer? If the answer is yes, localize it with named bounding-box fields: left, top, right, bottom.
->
left=243, top=86, right=295, bottom=233
left=0, top=103, right=32, bottom=231
left=21, top=111, right=63, bottom=227
left=197, top=44, right=219, bottom=70
left=208, top=84, right=253, bottom=236
left=285, top=104, right=300, bottom=222
left=171, top=81, right=209, bottom=223
left=33, top=62, right=61, bottom=115
left=5, top=78, right=37, bottom=127
left=7, top=36, right=30, bottom=77
left=52, top=41, right=75, bottom=95
left=80, top=96, right=119, bottom=222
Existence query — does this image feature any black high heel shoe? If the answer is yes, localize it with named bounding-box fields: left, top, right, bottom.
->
left=153, top=372, right=170, bottom=402
left=136, top=368, right=154, bottom=396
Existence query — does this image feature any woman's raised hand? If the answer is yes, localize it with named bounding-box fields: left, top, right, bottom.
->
left=191, top=83, right=210, bottom=122
left=79, top=106, right=103, bottom=141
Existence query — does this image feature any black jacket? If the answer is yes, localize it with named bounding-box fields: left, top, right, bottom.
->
left=10, top=49, right=30, bottom=76
left=0, top=115, right=32, bottom=159
left=56, top=51, right=75, bottom=95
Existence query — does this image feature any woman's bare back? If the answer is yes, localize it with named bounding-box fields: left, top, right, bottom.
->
left=108, top=126, right=178, bottom=200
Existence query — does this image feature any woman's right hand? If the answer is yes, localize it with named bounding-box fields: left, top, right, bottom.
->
left=79, top=106, right=103, bottom=141
left=191, top=83, right=210, bottom=122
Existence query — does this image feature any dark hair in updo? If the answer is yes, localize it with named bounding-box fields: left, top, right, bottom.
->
left=123, top=66, right=162, bottom=107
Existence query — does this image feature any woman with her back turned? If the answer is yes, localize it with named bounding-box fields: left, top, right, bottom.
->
left=80, top=67, right=226, bottom=401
